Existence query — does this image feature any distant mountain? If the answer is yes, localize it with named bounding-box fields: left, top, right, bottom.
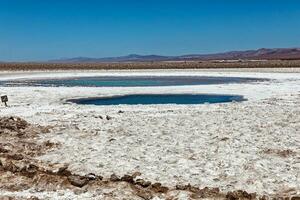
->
left=50, top=54, right=175, bottom=63
left=49, top=48, right=300, bottom=63
left=182, top=48, right=300, bottom=60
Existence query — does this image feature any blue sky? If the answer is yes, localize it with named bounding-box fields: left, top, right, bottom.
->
left=1, top=0, right=300, bottom=61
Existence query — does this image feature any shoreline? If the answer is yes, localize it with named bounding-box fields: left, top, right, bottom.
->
left=0, top=67, right=299, bottom=81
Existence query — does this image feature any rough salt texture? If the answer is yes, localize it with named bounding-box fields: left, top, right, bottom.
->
left=0, top=69, right=299, bottom=198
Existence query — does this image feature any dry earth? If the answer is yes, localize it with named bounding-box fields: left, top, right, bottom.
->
left=1, top=60, right=300, bottom=71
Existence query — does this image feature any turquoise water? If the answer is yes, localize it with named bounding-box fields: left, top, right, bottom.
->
left=1, top=76, right=266, bottom=87
left=1, top=76, right=254, bottom=105
left=69, top=94, right=246, bottom=105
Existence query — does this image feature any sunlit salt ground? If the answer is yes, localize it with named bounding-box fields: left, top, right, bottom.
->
left=0, top=69, right=299, bottom=198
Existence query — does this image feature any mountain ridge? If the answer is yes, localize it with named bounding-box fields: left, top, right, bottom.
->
left=46, top=47, right=300, bottom=63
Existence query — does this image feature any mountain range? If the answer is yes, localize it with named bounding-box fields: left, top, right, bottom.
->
left=48, top=48, right=300, bottom=63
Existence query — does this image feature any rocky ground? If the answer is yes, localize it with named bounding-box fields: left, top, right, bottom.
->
left=0, top=117, right=264, bottom=200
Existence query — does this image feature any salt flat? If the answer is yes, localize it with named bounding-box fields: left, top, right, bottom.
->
left=0, top=68, right=299, bottom=199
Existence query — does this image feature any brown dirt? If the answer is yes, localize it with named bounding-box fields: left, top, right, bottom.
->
left=0, top=116, right=56, bottom=158
left=1, top=60, right=300, bottom=71
left=262, top=149, right=297, bottom=158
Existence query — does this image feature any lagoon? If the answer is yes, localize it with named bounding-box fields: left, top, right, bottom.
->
left=68, top=94, right=246, bottom=105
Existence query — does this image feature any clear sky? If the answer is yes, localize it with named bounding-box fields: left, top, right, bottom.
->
left=1, top=0, right=300, bottom=61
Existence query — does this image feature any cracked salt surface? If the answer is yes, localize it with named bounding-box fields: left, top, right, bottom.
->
left=0, top=69, right=299, bottom=197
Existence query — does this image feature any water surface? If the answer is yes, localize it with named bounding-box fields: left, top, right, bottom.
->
left=1, top=76, right=266, bottom=87
left=69, top=94, right=246, bottom=105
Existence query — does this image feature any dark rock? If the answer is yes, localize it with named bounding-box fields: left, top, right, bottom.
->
left=20, top=163, right=39, bottom=178
left=226, top=190, right=256, bottom=200
left=0, top=146, right=9, bottom=153
left=106, top=115, right=112, bottom=120
left=135, top=179, right=151, bottom=188
left=56, top=164, right=71, bottom=176
left=0, top=117, right=29, bottom=133
left=110, top=173, right=120, bottom=182
left=291, top=197, right=300, bottom=200
left=7, top=153, right=24, bottom=160
left=97, top=175, right=103, bottom=180
left=118, top=110, right=125, bottom=114
left=181, top=184, right=200, bottom=193
left=220, top=137, right=230, bottom=141
left=151, top=182, right=168, bottom=193
left=68, top=175, right=89, bottom=188
left=85, top=173, right=98, bottom=180
left=121, top=174, right=134, bottom=183
left=198, top=187, right=221, bottom=198
left=189, top=185, right=201, bottom=193
left=132, top=171, right=142, bottom=178
left=176, top=184, right=188, bottom=190
left=28, top=197, right=40, bottom=200
left=44, top=140, right=57, bottom=148
left=3, top=161, right=19, bottom=172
